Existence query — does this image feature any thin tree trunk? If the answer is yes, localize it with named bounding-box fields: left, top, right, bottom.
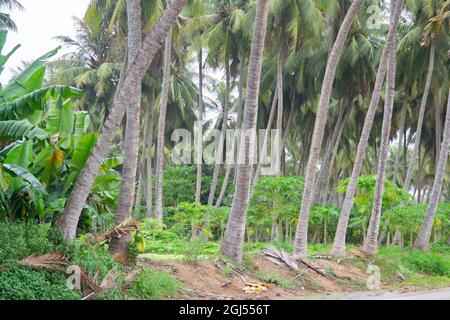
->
left=331, top=0, right=402, bottom=257
left=253, top=88, right=278, bottom=185
left=109, top=0, right=142, bottom=255
left=216, top=60, right=245, bottom=207
left=234, top=57, right=247, bottom=185
left=276, top=53, right=284, bottom=176
left=393, top=103, right=407, bottom=184
left=404, top=41, right=436, bottom=190
left=58, top=0, right=188, bottom=240
left=293, top=0, right=365, bottom=257
left=220, top=0, right=270, bottom=264
left=154, top=30, right=173, bottom=222
left=363, top=5, right=401, bottom=255
left=145, top=94, right=155, bottom=218
left=195, top=49, right=204, bottom=204
left=414, top=89, right=450, bottom=251
left=321, top=105, right=350, bottom=204
left=434, top=88, right=442, bottom=170
left=208, top=60, right=231, bottom=206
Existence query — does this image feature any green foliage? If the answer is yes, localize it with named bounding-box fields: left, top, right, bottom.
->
left=0, top=222, right=121, bottom=300
left=402, top=251, right=450, bottom=276
left=0, top=261, right=81, bottom=300
left=128, top=269, right=181, bottom=300
left=248, top=176, right=304, bottom=241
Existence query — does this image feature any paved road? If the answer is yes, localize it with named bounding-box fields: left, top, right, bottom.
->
left=307, top=288, right=450, bottom=300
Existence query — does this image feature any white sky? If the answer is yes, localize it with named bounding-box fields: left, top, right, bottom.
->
left=1, top=0, right=90, bottom=82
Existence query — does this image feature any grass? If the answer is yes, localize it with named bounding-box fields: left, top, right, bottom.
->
left=127, top=269, right=181, bottom=300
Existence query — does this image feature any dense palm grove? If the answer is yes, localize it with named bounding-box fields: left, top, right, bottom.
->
left=0, top=0, right=449, bottom=299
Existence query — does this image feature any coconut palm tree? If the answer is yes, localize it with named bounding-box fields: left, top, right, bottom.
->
left=110, top=0, right=142, bottom=256
left=220, top=0, right=270, bottom=264
left=59, top=0, right=189, bottom=240
left=414, top=89, right=449, bottom=250
left=0, top=0, right=23, bottom=31
left=404, top=0, right=449, bottom=191
left=363, top=0, right=405, bottom=256
left=293, top=0, right=365, bottom=257
left=332, top=0, right=404, bottom=257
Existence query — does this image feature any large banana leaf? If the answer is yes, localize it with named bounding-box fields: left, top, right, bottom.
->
left=71, top=132, right=98, bottom=172
left=73, top=111, right=91, bottom=148
left=2, top=163, right=47, bottom=194
left=4, top=139, right=33, bottom=169
left=2, top=47, right=61, bottom=102
left=45, top=99, right=75, bottom=142
left=32, top=145, right=64, bottom=186
left=0, top=30, right=20, bottom=75
left=0, top=85, right=83, bottom=121
left=0, top=120, right=48, bottom=141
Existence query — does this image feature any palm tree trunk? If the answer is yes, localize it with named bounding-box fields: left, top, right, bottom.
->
left=434, top=88, right=442, bottom=170
left=363, top=8, right=401, bottom=255
left=195, top=49, right=204, bottom=204
left=253, top=88, right=278, bottom=185
left=154, top=30, right=172, bottom=222
left=315, top=105, right=346, bottom=203
left=145, top=96, right=155, bottom=218
left=276, top=53, right=284, bottom=176
left=110, top=0, right=142, bottom=255
left=414, top=90, right=450, bottom=251
left=393, top=103, right=407, bottom=184
left=208, top=60, right=231, bottom=206
left=220, top=0, right=270, bottom=264
left=321, top=106, right=350, bottom=204
left=331, top=0, right=402, bottom=257
left=293, top=0, right=365, bottom=257
left=404, top=40, right=436, bottom=190
left=58, top=0, right=188, bottom=240
left=234, top=57, right=247, bottom=185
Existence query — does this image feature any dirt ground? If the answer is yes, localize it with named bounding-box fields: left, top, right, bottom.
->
left=137, top=250, right=371, bottom=300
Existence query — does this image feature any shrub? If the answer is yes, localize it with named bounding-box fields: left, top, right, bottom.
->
left=128, top=269, right=180, bottom=300
left=403, top=252, right=450, bottom=276
left=0, top=262, right=81, bottom=300
left=0, top=222, right=120, bottom=300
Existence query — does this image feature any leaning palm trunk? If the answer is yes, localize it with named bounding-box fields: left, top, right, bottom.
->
left=253, top=88, right=278, bottom=186
left=58, top=0, right=188, bottom=240
left=195, top=49, right=204, bottom=204
left=293, top=0, right=365, bottom=257
left=404, top=41, right=436, bottom=191
left=110, top=0, right=142, bottom=255
left=414, top=89, right=450, bottom=250
left=208, top=62, right=231, bottom=206
left=315, top=105, right=346, bottom=203
left=434, top=88, right=442, bottom=170
left=145, top=99, right=155, bottom=218
left=363, top=5, right=402, bottom=255
left=154, top=31, right=173, bottom=222
left=331, top=0, right=402, bottom=257
left=220, top=0, right=270, bottom=264
left=321, top=107, right=350, bottom=204
left=216, top=62, right=248, bottom=207
left=392, top=103, right=407, bottom=184
left=275, top=53, right=284, bottom=176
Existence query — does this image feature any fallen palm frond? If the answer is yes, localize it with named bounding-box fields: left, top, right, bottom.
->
left=260, top=247, right=335, bottom=280
left=19, top=252, right=101, bottom=297
left=19, top=252, right=70, bottom=272
left=89, top=219, right=141, bottom=244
